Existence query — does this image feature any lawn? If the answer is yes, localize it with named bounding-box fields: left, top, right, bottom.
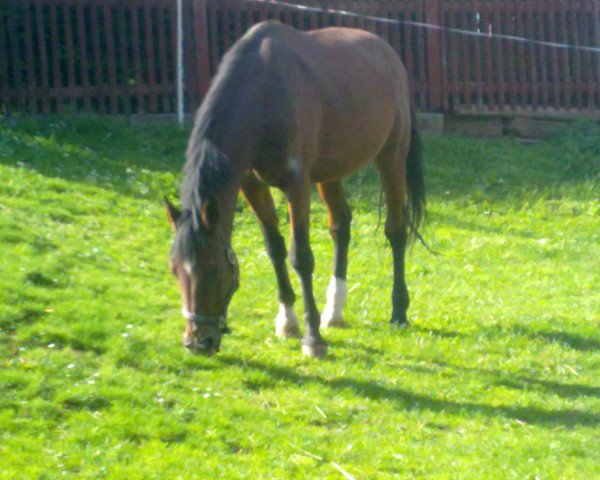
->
left=0, top=116, right=599, bottom=479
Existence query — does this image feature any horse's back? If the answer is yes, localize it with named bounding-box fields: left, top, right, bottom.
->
left=251, top=22, right=410, bottom=182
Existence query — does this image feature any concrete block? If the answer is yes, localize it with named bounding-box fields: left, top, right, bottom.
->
left=444, top=115, right=504, bottom=137
left=508, top=117, right=568, bottom=139
left=128, top=113, right=195, bottom=126
left=415, top=113, right=444, bottom=135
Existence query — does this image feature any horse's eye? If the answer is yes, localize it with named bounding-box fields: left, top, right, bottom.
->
left=203, top=262, right=220, bottom=274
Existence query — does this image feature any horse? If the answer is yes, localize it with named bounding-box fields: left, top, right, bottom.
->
left=164, top=20, right=426, bottom=358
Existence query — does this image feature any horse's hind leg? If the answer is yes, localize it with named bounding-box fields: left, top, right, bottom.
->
left=375, top=142, right=410, bottom=326
left=317, top=181, right=352, bottom=328
left=241, top=173, right=300, bottom=338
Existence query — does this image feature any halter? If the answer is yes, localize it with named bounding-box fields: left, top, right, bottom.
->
left=182, top=228, right=239, bottom=334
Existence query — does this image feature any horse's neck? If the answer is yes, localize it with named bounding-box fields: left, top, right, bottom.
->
left=201, top=71, right=266, bottom=168
left=213, top=183, right=239, bottom=242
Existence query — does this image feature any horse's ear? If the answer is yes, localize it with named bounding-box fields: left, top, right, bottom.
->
left=164, top=196, right=181, bottom=231
left=200, top=196, right=219, bottom=232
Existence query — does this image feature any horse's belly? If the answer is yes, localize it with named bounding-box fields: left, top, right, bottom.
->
left=310, top=111, right=394, bottom=182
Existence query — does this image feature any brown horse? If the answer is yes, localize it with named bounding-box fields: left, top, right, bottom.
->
left=165, top=21, right=425, bottom=358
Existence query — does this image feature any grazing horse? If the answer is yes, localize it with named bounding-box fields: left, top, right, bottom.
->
left=165, top=21, right=425, bottom=358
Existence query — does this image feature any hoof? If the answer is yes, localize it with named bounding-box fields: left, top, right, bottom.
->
left=320, top=312, right=345, bottom=328
left=302, top=343, right=328, bottom=358
left=276, top=324, right=301, bottom=338
left=390, top=311, right=409, bottom=327
left=391, top=321, right=409, bottom=329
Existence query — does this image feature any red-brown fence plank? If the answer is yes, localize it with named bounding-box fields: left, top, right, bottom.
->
left=89, top=3, right=105, bottom=113
left=76, top=2, right=91, bottom=111
left=222, top=0, right=233, bottom=52
left=116, top=2, right=132, bottom=114
left=156, top=2, right=170, bottom=113
left=567, top=0, right=582, bottom=109
left=583, top=0, right=596, bottom=110
left=233, top=0, right=243, bottom=38
left=183, top=0, right=198, bottom=112
left=480, top=1, right=496, bottom=111
left=62, top=3, right=77, bottom=110
left=492, top=8, right=506, bottom=111
left=415, top=2, right=428, bottom=109
left=363, top=0, right=377, bottom=34
left=193, top=0, right=211, bottom=102
left=402, top=3, right=414, bottom=102
left=257, top=0, right=268, bottom=22
left=101, top=4, right=117, bottom=113
left=512, top=3, right=524, bottom=109
left=546, top=3, right=561, bottom=110
left=593, top=0, right=600, bottom=108
left=23, top=3, right=37, bottom=112
left=500, top=7, right=515, bottom=110
left=459, top=1, right=472, bottom=111
left=307, top=0, right=319, bottom=30
left=424, top=0, right=442, bottom=111
left=471, top=0, right=483, bottom=109
left=130, top=1, right=145, bottom=113
left=443, top=1, right=458, bottom=110
left=208, top=1, right=220, bottom=75
left=142, top=4, right=157, bottom=112
left=386, top=0, right=401, bottom=60
left=0, top=5, right=10, bottom=113
left=537, top=2, right=550, bottom=109
left=7, top=4, right=25, bottom=111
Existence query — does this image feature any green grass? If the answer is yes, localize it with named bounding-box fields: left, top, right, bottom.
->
left=1, top=116, right=599, bottom=479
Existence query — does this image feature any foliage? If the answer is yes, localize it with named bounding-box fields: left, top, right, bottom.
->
left=0, top=117, right=599, bottom=479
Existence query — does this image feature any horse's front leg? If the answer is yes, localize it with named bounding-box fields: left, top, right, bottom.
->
left=241, top=174, right=300, bottom=338
left=317, top=181, right=352, bottom=328
left=287, top=180, right=327, bottom=358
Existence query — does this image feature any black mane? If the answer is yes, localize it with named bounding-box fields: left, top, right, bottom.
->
left=174, top=23, right=283, bottom=264
left=181, top=23, right=279, bottom=213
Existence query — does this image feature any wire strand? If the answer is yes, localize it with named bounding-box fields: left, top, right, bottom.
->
left=244, top=0, right=600, bottom=54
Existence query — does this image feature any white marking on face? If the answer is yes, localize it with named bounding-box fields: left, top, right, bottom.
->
left=321, top=276, right=347, bottom=328
left=183, top=261, right=194, bottom=275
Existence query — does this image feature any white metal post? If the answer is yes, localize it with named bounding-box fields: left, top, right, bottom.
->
left=176, top=0, right=184, bottom=127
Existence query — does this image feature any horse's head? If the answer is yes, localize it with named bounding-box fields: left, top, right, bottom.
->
left=165, top=197, right=238, bottom=356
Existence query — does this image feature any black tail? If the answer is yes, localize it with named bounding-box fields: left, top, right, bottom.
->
left=406, top=112, right=426, bottom=242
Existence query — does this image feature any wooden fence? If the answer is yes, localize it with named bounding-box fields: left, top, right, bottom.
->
left=1, top=0, right=599, bottom=116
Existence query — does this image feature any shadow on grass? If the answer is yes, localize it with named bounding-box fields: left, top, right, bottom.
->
left=533, top=329, right=600, bottom=352
left=0, top=116, right=187, bottom=198
left=494, top=377, right=600, bottom=400
left=219, top=356, right=600, bottom=428
left=431, top=212, right=538, bottom=240
left=485, top=324, right=600, bottom=353
left=416, top=356, right=600, bottom=401
left=411, top=325, right=464, bottom=340
left=2, top=118, right=599, bottom=206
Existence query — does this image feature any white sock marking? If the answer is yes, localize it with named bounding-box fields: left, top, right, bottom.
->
left=275, top=303, right=300, bottom=337
left=321, top=276, right=347, bottom=327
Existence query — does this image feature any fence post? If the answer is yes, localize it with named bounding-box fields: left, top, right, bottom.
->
left=424, top=0, right=443, bottom=111
left=593, top=0, right=600, bottom=110
left=193, top=0, right=211, bottom=106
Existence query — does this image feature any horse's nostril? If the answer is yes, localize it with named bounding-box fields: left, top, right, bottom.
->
left=201, top=336, right=215, bottom=350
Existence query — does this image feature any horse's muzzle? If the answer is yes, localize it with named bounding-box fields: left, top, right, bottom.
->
left=182, top=331, right=221, bottom=356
